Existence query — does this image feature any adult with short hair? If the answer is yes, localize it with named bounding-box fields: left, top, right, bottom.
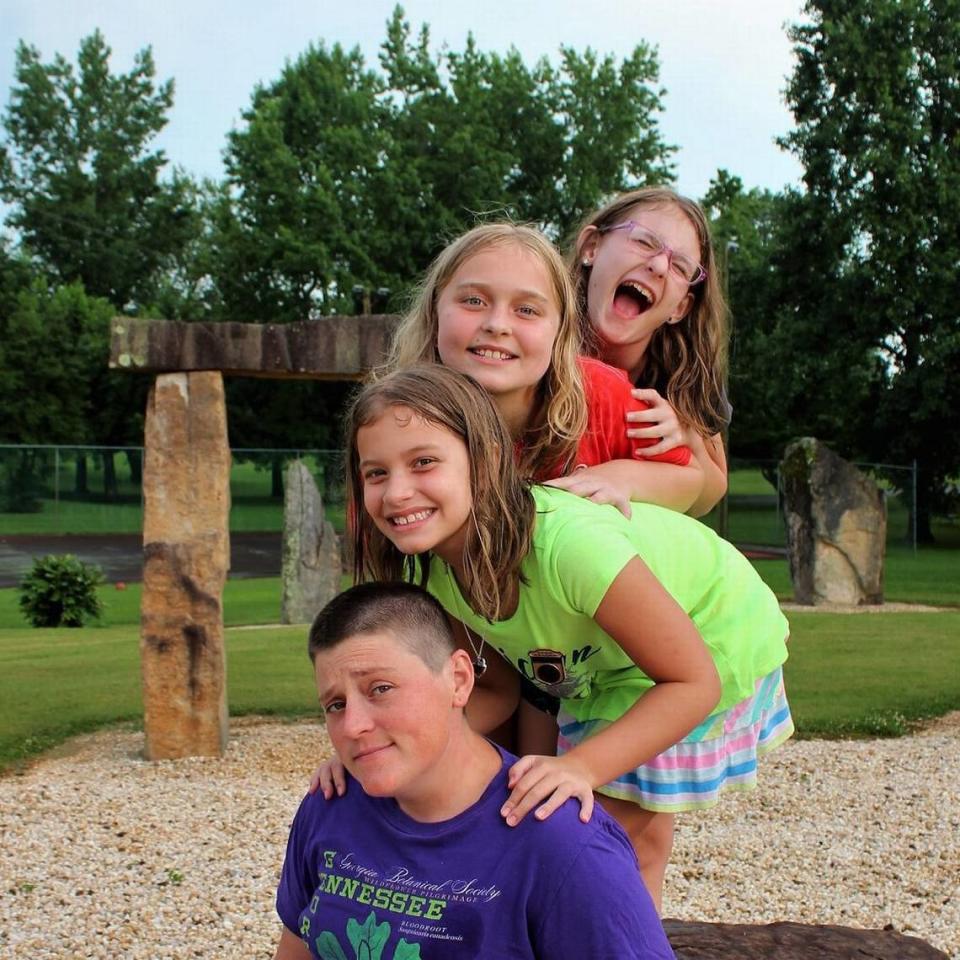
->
left=273, top=581, right=675, bottom=960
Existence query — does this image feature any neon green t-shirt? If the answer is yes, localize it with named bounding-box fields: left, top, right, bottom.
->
left=426, top=486, right=789, bottom=723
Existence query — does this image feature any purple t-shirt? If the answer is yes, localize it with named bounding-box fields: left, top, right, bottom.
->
left=276, top=744, right=674, bottom=959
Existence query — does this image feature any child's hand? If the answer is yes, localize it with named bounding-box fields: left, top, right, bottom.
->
left=307, top=754, right=347, bottom=799
left=501, top=754, right=595, bottom=826
left=628, top=388, right=687, bottom=455
left=543, top=468, right=632, bottom=518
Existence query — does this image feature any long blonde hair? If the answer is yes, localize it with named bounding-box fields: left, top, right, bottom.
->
left=384, top=222, right=587, bottom=479
left=569, top=188, right=730, bottom=437
left=346, top=365, right=535, bottom=622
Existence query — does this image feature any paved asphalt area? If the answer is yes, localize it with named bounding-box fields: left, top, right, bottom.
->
left=0, top=532, right=282, bottom=587
left=0, top=532, right=783, bottom=588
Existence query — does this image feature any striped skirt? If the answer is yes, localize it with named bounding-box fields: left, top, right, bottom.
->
left=556, top=666, right=794, bottom=813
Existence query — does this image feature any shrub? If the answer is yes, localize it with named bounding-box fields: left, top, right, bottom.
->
left=18, top=554, right=105, bottom=628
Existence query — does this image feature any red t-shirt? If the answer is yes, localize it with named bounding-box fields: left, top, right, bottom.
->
left=572, top=356, right=691, bottom=471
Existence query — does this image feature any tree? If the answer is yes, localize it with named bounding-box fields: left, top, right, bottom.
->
left=779, top=0, right=960, bottom=539
left=214, top=41, right=388, bottom=324
left=702, top=171, right=879, bottom=462
left=214, top=5, right=676, bottom=324
left=0, top=30, right=197, bottom=309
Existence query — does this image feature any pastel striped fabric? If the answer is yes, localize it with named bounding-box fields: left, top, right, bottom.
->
left=556, top=667, right=794, bottom=813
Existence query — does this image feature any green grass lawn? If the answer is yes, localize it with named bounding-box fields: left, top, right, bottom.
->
left=0, top=578, right=290, bottom=630
left=0, top=623, right=316, bottom=769
left=1, top=604, right=957, bottom=772
left=783, top=611, right=960, bottom=736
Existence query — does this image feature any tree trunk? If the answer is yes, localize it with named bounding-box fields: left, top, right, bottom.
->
left=126, top=448, right=142, bottom=485
left=74, top=454, right=88, bottom=494
left=102, top=451, right=118, bottom=500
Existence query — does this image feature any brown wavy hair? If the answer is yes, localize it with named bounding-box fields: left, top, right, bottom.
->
left=569, top=187, right=730, bottom=437
left=382, top=222, right=587, bottom=480
left=346, top=365, right=535, bottom=622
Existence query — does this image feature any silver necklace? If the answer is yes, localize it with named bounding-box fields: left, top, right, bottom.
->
left=446, top=563, right=487, bottom=677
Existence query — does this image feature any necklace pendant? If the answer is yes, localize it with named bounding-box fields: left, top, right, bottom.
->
left=473, top=655, right=487, bottom=678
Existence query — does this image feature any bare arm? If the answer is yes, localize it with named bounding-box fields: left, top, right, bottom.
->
left=501, top=556, right=721, bottom=824
left=685, top=431, right=728, bottom=517
left=626, top=388, right=728, bottom=516
left=515, top=698, right=559, bottom=757
left=545, top=457, right=703, bottom=516
left=274, top=927, right=312, bottom=960
left=559, top=555, right=721, bottom=784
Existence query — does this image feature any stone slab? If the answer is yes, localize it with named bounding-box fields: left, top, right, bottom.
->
left=109, top=316, right=399, bottom=380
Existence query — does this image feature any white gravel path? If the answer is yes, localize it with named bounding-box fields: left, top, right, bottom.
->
left=1, top=715, right=957, bottom=959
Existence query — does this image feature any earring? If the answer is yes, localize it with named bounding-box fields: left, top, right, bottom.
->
left=582, top=258, right=592, bottom=267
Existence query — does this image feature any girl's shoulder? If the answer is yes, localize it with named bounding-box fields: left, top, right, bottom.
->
left=576, top=355, right=633, bottom=391
left=532, top=485, right=632, bottom=535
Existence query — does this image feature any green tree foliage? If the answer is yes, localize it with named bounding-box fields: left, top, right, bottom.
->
left=703, top=171, right=879, bottom=460
left=0, top=265, right=111, bottom=444
left=215, top=5, right=674, bottom=322
left=779, top=0, right=960, bottom=539
left=0, top=30, right=197, bottom=309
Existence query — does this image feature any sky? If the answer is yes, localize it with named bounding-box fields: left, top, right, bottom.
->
left=2, top=0, right=808, bottom=201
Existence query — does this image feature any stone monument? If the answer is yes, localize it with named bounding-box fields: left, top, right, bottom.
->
left=140, top=372, right=231, bottom=759
left=781, top=437, right=886, bottom=605
left=112, top=316, right=397, bottom=759
left=280, top=460, right=341, bottom=624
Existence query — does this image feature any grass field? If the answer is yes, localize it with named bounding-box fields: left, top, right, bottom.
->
left=1, top=600, right=958, bottom=772
left=2, top=459, right=957, bottom=773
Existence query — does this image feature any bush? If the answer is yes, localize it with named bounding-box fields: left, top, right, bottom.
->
left=18, top=554, right=104, bottom=627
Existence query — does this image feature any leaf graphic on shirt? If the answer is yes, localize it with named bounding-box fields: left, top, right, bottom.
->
left=314, top=931, right=349, bottom=960
left=346, top=911, right=390, bottom=960
left=393, top=940, right=422, bottom=959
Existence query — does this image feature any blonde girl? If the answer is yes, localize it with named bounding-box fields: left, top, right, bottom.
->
left=572, top=188, right=730, bottom=516
left=384, top=221, right=704, bottom=514
left=347, top=365, right=793, bottom=910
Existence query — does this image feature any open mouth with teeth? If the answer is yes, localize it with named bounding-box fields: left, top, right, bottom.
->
left=613, top=281, right=654, bottom=319
left=468, top=347, right=517, bottom=361
left=389, top=509, right=435, bottom=527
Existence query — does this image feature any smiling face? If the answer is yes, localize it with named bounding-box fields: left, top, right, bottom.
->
left=357, top=405, right=473, bottom=566
left=315, top=630, right=472, bottom=815
left=579, top=203, right=700, bottom=379
left=435, top=242, right=561, bottom=436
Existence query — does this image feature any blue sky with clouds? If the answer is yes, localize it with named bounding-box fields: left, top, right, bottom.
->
left=2, top=0, right=807, bottom=200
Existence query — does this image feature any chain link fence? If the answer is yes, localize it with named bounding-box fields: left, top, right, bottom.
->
left=0, top=445, right=917, bottom=549
left=0, top=444, right=345, bottom=537
left=700, top=457, right=919, bottom=551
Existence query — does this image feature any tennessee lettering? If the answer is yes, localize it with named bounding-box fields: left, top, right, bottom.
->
left=315, top=872, right=446, bottom=920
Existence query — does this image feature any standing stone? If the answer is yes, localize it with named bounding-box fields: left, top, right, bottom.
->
left=141, top=372, right=231, bottom=759
left=781, top=437, right=886, bottom=605
left=281, top=460, right=341, bottom=624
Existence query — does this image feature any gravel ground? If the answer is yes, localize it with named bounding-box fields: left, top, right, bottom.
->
left=1, top=716, right=957, bottom=960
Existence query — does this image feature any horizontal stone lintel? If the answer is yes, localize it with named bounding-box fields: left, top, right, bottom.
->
left=109, top=316, right=400, bottom=380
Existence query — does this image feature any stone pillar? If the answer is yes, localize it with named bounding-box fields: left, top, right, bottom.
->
left=140, top=372, right=231, bottom=759
left=781, top=437, right=886, bottom=605
left=280, top=459, right=341, bottom=624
